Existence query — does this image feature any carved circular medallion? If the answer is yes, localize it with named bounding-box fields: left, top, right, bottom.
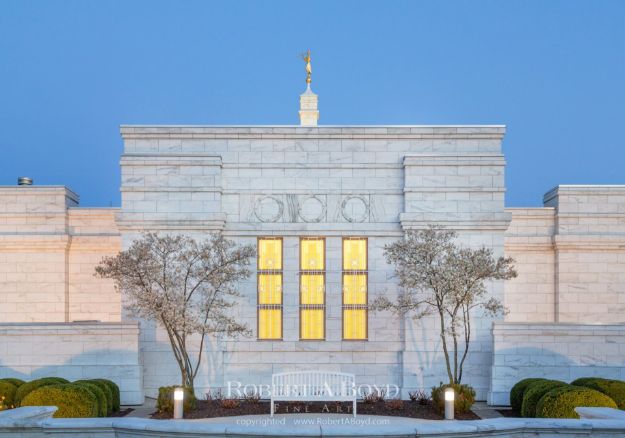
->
left=298, top=195, right=326, bottom=223
left=254, top=196, right=284, bottom=223
left=341, top=196, right=369, bottom=223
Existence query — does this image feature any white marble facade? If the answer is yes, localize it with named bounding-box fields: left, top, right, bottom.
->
left=0, top=125, right=624, bottom=405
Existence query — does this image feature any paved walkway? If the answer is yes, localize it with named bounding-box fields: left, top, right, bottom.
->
left=123, top=397, right=156, bottom=418
left=471, top=401, right=504, bottom=419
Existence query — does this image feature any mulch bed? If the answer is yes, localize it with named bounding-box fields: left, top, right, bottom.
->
left=151, top=400, right=480, bottom=420
left=497, top=408, right=521, bottom=417
left=110, top=408, right=133, bottom=417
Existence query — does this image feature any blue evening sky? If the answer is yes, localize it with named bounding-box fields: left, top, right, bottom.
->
left=1, top=0, right=623, bottom=207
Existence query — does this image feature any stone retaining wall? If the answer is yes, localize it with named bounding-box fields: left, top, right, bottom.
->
left=489, top=322, right=625, bottom=405
left=0, top=322, right=142, bottom=405
left=2, top=407, right=625, bottom=437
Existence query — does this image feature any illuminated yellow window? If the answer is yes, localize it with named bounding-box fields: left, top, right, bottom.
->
left=300, top=238, right=325, bottom=340
left=258, top=238, right=282, bottom=340
left=343, top=238, right=367, bottom=271
left=258, top=238, right=282, bottom=270
left=343, top=238, right=368, bottom=340
left=258, top=274, right=282, bottom=305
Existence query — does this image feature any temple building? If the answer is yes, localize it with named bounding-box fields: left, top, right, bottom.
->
left=1, top=65, right=624, bottom=406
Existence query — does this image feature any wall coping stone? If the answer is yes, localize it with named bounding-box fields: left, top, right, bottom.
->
left=494, top=322, right=625, bottom=329
left=0, top=406, right=57, bottom=424
left=0, top=186, right=79, bottom=203
left=2, top=408, right=625, bottom=437
left=576, top=407, right=625, bottom=420
left=544, top=185, right=625, bottom=205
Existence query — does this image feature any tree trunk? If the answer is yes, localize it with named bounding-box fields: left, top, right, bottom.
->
left=457, top=304, right=472, bottom=384
left=437, top=309, right=454, bottom=385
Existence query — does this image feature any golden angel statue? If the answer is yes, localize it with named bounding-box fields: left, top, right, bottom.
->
left=301, top=49, right=312, bottom=84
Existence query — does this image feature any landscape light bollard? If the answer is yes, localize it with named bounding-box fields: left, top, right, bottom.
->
left=444, top=388, right=455, bottom=420
left=174, top=388, right=184, bottom=419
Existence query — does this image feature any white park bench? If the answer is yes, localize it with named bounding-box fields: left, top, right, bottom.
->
left=270, top=371, right=357, bottom=417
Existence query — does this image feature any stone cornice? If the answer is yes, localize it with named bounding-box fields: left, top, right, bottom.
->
left=0, top=235, right=71, bottom=251
left=0, top=321, right=139, bottom=335
left=222, top=163, right=403, bottom=169
left=544, top=184, right=625, bottom=205
left=120, top=153, right=222, bottom=166
left=68, top=208, right=121, bottom=214
left=120, top=125, right=506, bottom=140
left=68, top=236, right=121, bottom=251
left=0, top=185, right=79, bottom=198
left=493, top=321, right=625, bottom=332
left=403, top=153, right=506, bottom=166
left=554, top=234, right=625, bottom=251
left=400, top=212, right=512, bottom=231
left=504, top=236, right=554, bottom=251
left=223, top=222, right=402, bottom=236
left=505, top=207, right=555, bottom=218
left=115, top=216, right=226, bottom=231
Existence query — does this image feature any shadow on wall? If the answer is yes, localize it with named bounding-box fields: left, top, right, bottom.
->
left=402, top=311, right=497, bottom=400
left=139, top=318, right=226, bottom=399
left=139, top=317, right=405, bottom=400
left=490, top=346, right=625, bottom=405
left=404, top=315, right=442, bottom=390
left=0, top=349, right=143, bottom=405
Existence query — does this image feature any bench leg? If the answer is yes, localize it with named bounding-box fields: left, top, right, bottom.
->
left=353, top=399, right=357, bottom=417
left=270, top=399, right=274, bottom=417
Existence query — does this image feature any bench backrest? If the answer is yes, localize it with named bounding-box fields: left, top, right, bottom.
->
left=271, top=371, right=355, bottom=398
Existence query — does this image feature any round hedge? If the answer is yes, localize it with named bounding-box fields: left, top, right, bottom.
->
left=0, top=378, right=25, bottom=388
left=21, top=384, right=98, bottom=418
left=431, top=383, right=476, bottom=414
left=521, top=380, right=568, bottom=417
left=571, top=377, right=625, bottom=410
left=157, top=386, right=197, bottom=414
left=72, top=382, right=107, bottom=417
left=536, top=386, right=617, bottom=419
left=90, top=379, right=120, bottom=412
left=571, top=377, right=605, bottom=387
left=76, top=380, right=112, bottom=415
left=15, top=377, right=69, bottom=405
left=0, top=381, right=17, bottom=409
left=510, top=378, right=549, bottom=412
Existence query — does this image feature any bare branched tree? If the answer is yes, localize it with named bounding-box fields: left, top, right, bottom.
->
left=372, top=226, right=516, bottom=385
left=95, top=233, right=255, bottom=392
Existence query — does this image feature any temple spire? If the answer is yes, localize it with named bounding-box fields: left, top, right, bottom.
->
left=299, top=50, right=319, bottom=126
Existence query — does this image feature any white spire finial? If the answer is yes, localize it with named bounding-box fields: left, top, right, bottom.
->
left=299, top=50, right=318, bottom=126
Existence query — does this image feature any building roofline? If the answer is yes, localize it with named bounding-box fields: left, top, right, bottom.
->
left=120, top=125, right=506, bottom=139
left=120, top=124, right=507, bottom=128
left=0, top=185, right=79, bottom=197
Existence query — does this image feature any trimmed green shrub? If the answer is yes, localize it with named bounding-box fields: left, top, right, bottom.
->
left=72, top=382, right=107, bottom=417
left=571, top=377, right=606, bottom=387
left=571, top=377, right=625, bottom=410
left=156, top=386, right=197, bottom=414
left=431, top=383, right=476, bottom=414
left=0, top=381, right=17, bottom=409
left=0, top=378, right=25, bottom=388
left=21, top=384, right=98, bottom=418
left=90, top=379, right=120, bottom=412
left=76, top=380, right=112, bottom=415
left=521, top=380, right=568, bottom=417
left=510, top=378, right=549, bottom=412
left=14, top=377, right=69, bottom=405
left=536, top=386, right=617, bottom=419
